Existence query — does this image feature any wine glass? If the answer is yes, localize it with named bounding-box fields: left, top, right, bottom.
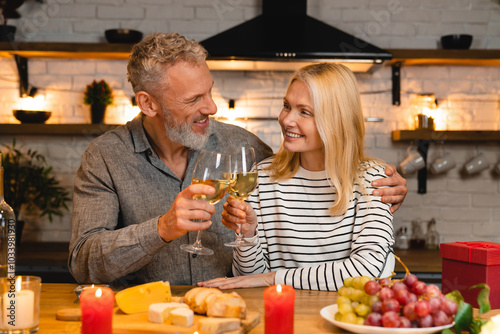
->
left=224, top=146, right=258, bottom=247
left=180, top=150, right=232, bottom=256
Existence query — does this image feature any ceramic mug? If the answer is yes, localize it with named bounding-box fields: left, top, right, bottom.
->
left=464, top=153, right=490, bottom=175
left=399, top=150, right=425, bottom=175
left=430, top=153, right=456, bottom=175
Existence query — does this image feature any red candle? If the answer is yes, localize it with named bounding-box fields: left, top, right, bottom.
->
left=264, top=284, right=295, bottom=334
left=80, top=286, right=114, bottom=334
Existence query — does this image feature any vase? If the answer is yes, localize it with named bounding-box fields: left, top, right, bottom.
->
left=0, top=26, right=16, bottom=42
left=90, top=104, right=107, bottom=124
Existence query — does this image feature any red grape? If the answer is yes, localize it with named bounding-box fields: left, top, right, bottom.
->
left=432, top=310, right=452, bottom=326
left=379, top=278, right=391, bottom=287
left=403, top=302, right=418, bottom=321
left=425, top=284, right=441, bottom=299
left=403, top=274, right=418, bottom=288
left=364, top=280, right=380, bottom=295
left=441, top=298, right=458, bottom=316
left=382, top=298, right=400, bottom=313
left=428, top=297, right=442, bottom=314
left=379, top=287, right=395, bottom=300
left=419, top=314, right=434, bottom=328
left=382, top=311, right=401, bottom=328
left=412, top=281, right=427, bottom=296
left=395, top=289, right=411, bottom=305
left=415, top=299, right=431, bottom=317
left=392, top=282, right=408, bottom=293
left=399, top=316, right=412, bottom=328
left=365, top=312, right=382, bottom=327
left=371, top=301, right=382, bottom=314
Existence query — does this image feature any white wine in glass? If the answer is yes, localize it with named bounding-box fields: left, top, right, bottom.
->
left=180, top=150, right=232, bottom=256
left=224, top=147, right=258, bottom=248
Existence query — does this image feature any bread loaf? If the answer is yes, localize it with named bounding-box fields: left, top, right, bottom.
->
left=184, top=287, right=246, bottom=319
left=198, top=317, right=240, bottom=334
left=207, top=292, right=247, bottom=319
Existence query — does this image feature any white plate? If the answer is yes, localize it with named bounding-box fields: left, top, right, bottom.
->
left=320, top=304, right=454, bottom=334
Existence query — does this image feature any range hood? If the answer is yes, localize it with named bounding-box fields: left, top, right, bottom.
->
left=201, top=0, right=392, bottom=72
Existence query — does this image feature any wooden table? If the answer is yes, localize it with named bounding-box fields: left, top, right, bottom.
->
left=38, top=283, right=340, bottom=333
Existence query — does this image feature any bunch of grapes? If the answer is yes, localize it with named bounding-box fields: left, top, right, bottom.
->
left=336, top=274, right=458, bottom=328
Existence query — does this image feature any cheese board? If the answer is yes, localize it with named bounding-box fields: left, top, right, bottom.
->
left=112, top=309, right=260, bottom=334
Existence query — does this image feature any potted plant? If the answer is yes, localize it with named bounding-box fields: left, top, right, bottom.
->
left=1, top=140, right=71, bottom=245
left=83, top=79, right=114, bottom=124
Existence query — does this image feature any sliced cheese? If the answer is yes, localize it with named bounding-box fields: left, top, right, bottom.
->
left=148, top=302, right=189, bottom=324
left=170, top=307, right=194, bottom=327
left=198, top=317, right=240, bottom=334
left=116, top=281, right=172, bottom=314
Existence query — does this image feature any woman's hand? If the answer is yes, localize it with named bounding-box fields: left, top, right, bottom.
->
left=372, top=164, right=408, bottom=213
left=221, top=196, right=258, bottom=238
left=197, top=272, right=276, bottom=290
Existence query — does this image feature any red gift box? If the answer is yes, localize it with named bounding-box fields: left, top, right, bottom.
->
left=441, top=241, right=500, bottom=308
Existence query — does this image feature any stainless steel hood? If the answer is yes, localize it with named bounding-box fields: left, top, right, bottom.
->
left=201, top=0, right=392, bottom=72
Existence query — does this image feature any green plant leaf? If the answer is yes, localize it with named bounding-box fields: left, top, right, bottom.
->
left=470, top=318, right=488, bottom=334
left=454, top=299, right=473, bottom=334
left=445, top=289, right=465, bottom=304
left=441, top=329, right=454, bottom=334
left=470, top=283, right=491, bottom=314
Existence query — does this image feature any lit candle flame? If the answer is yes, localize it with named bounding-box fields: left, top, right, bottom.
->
left=96, top=288, right=102, bottom=298
left=15, top=276, right=22, bottom=292
left=277, top=284, right=282, bottom=293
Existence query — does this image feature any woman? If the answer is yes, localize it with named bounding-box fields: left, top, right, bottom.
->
left=200, top=63, right=394, bottom=291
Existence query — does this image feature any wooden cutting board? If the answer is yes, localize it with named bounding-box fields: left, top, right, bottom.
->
left=112, top=309, right=260, bottom=334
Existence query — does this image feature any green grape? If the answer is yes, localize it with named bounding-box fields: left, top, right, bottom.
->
left=343, top=277, right=354, bottom=288
left=356, top=317, right=365, bottom=325
left=354, top=303, right=371, bottom=317
left=367, top=294, right=380, bottom=306
left=338, top=286, right=348, bottom=297
left=341, top=312, right=357, bottom=324
left=336, top=296, right=351, bottom=305
left=350, top=288, right=365, bottom=302
left=334, top=312, right=343, bottom=322
left=338, top=302, right=354, bottom=315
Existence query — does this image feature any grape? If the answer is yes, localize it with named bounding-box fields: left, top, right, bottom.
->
left=364, top=280, right=380, bottom=295
left=428, top=297, right=442, bottom=314
left=381, top=298, right=400, bottom=313
left=378, top=278, right=391, bottom=287
left=382, top=311, right=401, bottom=328
left=415, top=299, right=430, bottom=317
left=341, top=312, right=358, bottom=324
left=402, top=302, right=418, bottom=321
left=419, top=314, right=433, bottom=328
left=354, top=303, right=371, bottom=317
left=399, top=316, right=412, bottom=328
left=441, top=298, right=458, bottom=316
left=338, top=302, right=354, bottom=315
left=425, top=284, right=441, bottom=299
left=412, top=281, right=427, bottom=296
left=365, top=312, right=382, bottom=326
left=343, top=277, right=354, bottom=288
left=432, top=310, right=452, bottom=326
left=336, top=296, right=351, bottom=305
left=392, top=282, right=408, bottom=293
left=403, top=274, right=418, bottom=288
left=371, top=301, right=382, bottom=314
left=350, top=289, right=365, bottom=302
left=379, top=287, right=395, bottom=300
left=395, top=288, right=411, bottom=305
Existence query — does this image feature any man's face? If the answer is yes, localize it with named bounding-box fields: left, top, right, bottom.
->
left=158, top=61, right=217, bottom=150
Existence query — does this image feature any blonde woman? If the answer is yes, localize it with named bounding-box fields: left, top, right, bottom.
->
left=199, top=63, right=394, bottom=291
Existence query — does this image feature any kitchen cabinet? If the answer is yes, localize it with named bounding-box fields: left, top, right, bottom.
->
left=0, top=124, right=119, bottom=136
left=392, top=130, right=500, bottom=194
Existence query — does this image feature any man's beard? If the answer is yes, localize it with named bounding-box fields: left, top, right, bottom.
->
left=161, top=103, right=211, bottom=150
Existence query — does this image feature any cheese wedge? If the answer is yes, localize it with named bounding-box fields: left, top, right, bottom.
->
left=170, top=307, right=194, bottom=327
left=116, top=281, right=172, bottom=314
left=148, top=302, right=190, bottom=324
left=198, top=317, right=240, bottom=334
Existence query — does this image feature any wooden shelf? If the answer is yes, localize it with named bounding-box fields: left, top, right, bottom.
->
left=392, top=130, right=500, bottom=142
left=0, top=123, right=120, bottom=135
left=1, top=42, right=500, bottom=66
left=388, top=49, right=500, bottom=66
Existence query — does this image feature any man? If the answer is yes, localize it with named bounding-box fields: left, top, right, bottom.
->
left=68, top=32, right=407, bottom=286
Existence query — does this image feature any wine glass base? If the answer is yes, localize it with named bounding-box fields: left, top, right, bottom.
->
left=180, top=243, right=214, bottom=255
left=224, top=239, right=257, bottom=248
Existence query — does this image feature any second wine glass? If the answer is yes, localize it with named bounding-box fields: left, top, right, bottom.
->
left=224, top=147, right=258, bottom=248
left=180, top=150, right=232, bottom=255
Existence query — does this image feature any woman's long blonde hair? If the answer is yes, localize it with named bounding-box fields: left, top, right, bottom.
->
left=268, top=63, right=376, bottom=216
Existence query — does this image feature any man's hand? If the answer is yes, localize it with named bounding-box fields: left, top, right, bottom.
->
left=197, top=272, right=276, bottom=290
left=157, top=184, right=216, bottom=242
left=372, top=164, right=408, bottom=213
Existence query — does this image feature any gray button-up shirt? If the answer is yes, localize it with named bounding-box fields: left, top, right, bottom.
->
left=69, top=114, right=273, bottom=286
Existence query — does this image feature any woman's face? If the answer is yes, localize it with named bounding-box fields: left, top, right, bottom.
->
left=279, top=80, right=324, bottom=163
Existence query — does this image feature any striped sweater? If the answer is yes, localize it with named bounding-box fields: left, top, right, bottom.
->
left=232, top=157, right=395, bottom=291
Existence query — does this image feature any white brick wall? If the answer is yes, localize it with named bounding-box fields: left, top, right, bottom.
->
left=1, top=0, right=500, bottom=243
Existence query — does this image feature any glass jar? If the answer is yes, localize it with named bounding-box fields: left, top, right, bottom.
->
left=425, top=218, right=440, bottom=250
left=412, top=93, right=436, bottom=130
left=395, top=226, right=410, bottom=250
left=410, top=219, right=425, bottom=249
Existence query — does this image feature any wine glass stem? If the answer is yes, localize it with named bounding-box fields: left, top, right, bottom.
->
left=194, top=231, right=203, bottom=249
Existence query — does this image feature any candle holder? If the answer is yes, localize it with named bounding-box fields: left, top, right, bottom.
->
left=0, top=275, right=41, bottom=334
left=412, top=93, right=437, bottom=130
